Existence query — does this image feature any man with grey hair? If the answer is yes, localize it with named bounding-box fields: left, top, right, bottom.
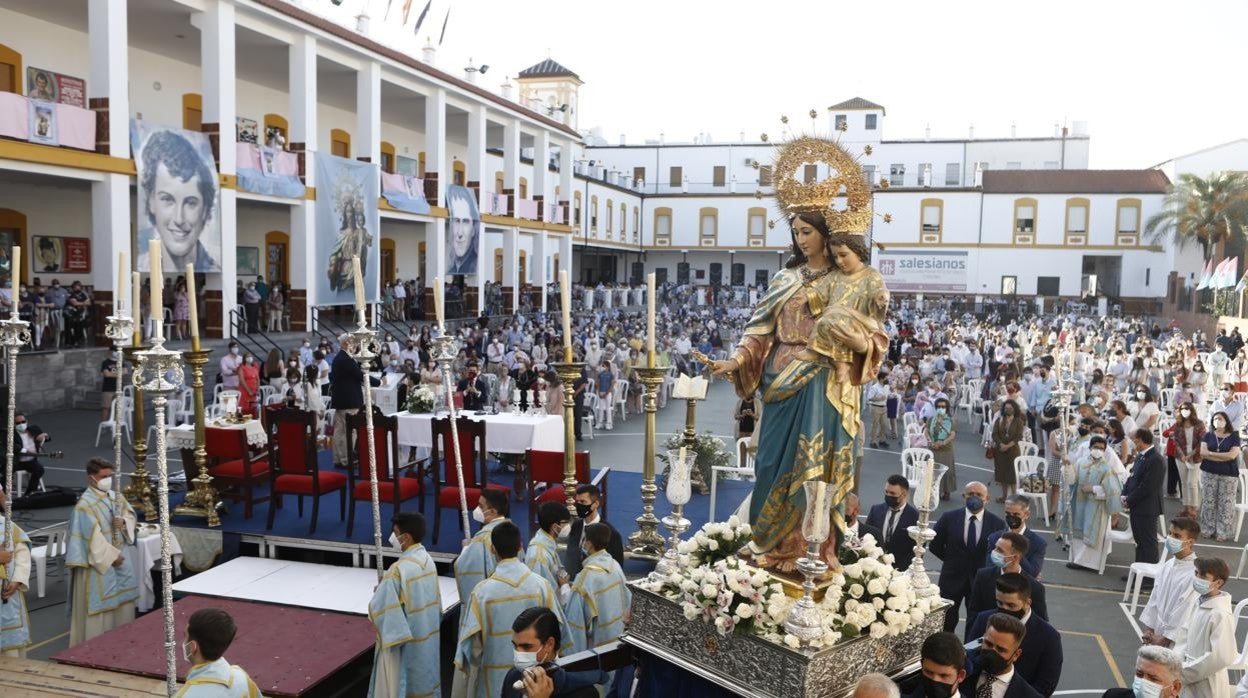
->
left=853, top=673, right=900, bottom=698
left=1102, top=645, right=1182, bottom=698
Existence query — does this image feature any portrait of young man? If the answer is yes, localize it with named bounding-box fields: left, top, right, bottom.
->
left=135, top=127, right=221, bottom=272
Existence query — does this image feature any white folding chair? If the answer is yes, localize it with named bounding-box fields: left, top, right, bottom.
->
left=257, top=385, right=277, bottom=405
left=901, top=448, right=935, bottom=489
left=902, top=412, right=918, bottom=434
left=27, top=522, right=68, bottom=598
left=1013, top=455, right=1050, bottom=523
left=95, top=399, right=131, bottom=447
left=1124, top=540, right=1170, bottom=614
left=612, top=380, right=629, bottom=423
left=1227, top=599, right=1248, bottom=681
left=1017, top=441, right=1039, bottom=458
left=581, top=394, right=596, bottom=440
left=1234, top=470, right=1248, bottom=542
left=710, top=438, right=757, bottom=523
left=171, top=388, right=194, bottom=426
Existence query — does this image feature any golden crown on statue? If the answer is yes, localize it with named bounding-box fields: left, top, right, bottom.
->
left=773, top=135, right=873, bottom=235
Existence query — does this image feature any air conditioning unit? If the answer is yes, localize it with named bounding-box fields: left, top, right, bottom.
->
left=744, top=158, right=755, bottom=166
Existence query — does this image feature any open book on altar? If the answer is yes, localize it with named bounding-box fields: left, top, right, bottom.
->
left=672, top=374, right=708, bottom=400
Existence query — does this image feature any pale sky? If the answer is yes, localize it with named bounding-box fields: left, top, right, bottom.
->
left=322, top=0, right=1247, bottom=169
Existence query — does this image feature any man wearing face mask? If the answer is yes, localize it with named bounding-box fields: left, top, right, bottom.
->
left=931, top=481, right=1006, bottom=633
left=1122, top=429, right=1166, bottom=568
left=966, top=533, right=1048, bottom=630
left=501, top=606, right=607, bottom=698
left=1140, top=517, right=1201, bottom=653
left=1208, top=384, right=1245, bottom=431
left=527, top=502, right=572, bottom=602
left=367, top=512, right=441, bottom=698
left=906, top=632, right=966, bottom=698
left=176, top=607, right=260, bottom=697
left=219, top=341, right=242, bottom=389
left=1102, top=646, right=1183, bottom=698
left=565, top=484, right=624, bottom=580
left=986, top=496, right=1046, bottom=577
left=866, top=475, right=920, bottom=571
left=66, top=458, right=138, bottom=646
left=453, top=488, right=517, bottom=604
left=959, top=613, right=1042, bottom=698
left=966, top=575, right=1062, bottom=697
left=5, top=412, right=48, bottom=498
left=455, top=521, right=571, bottom=698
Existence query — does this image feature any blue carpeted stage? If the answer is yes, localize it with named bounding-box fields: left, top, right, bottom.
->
left=170, top=449, right=754, bottom=560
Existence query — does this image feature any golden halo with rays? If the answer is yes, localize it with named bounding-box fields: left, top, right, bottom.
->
left=772, top=135, right=872, bottom=234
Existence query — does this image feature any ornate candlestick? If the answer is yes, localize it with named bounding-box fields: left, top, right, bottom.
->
left=132, top=334, right=184, bottom=697
left=654, top=449, right=695, bottom=577
left=122, top=345, right=157, bottom=521
left=104, top=313, right=134, bottom=542
left=0, top=313, right=30, bottom=606
left=552, top=360, right=586, bottom=516
left=680, top=397, right=710, bottom=495
left=432, top=331, right=473, bottom=539
left=1052, top=380, right=1076, bottom=547
left=173, top=349, right=219, bottom=526
left=905, top=458, right=948, bottom=598
left=784, top=479, right=834, bottom=647
left=628, top=366, right=668, bottom=559
left=342, top=323, right=385, bottom=579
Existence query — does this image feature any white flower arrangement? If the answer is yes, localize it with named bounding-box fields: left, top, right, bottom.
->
left=641, top=530, right=931, bottom=650
left=406, top=385, right=437, bottom=413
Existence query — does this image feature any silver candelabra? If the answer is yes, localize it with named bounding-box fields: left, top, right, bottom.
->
left=432, top=330, right=472, bottom=537
left=104, top=313, right=134, bottom=545
left=784, top=480, right=835, bottom=647
left=132, top=332, right=184, bottom=697
left=341, top=312, right=385, bottom=580
left=0, top=312, right=28, bottom=656
left=654, top=450, right=695, bottom=578
left=906, top=459, right=948, bottom=599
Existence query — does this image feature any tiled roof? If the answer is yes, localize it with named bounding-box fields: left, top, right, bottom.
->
left=827, top=97, right=886, bottom=114
left=982, top=169, right=1171, bottom=194
left=518, top=59, right=580, bottom=81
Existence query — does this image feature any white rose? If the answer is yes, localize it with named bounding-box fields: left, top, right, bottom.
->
left=849, top=584, right=865, bottom=599
left=844, top=563, right=863, bottom=578
left=677, top=540, right=696, bottom=554
left=845, top=599, right=859, bottom=612
left=727, top=514, right=741, bottom=528
left=682, top=603, right=700, bottom=620
left=857, top=607, right=877, bottom=626
left=888, top=580, right=909, bottom=597
left=705, top=522, right=723, bottom=537
left=715, top=615, right=734, bottom=635
left=822, top=630, right=842, bottom=647
left=910, top=609, right=925, bottom=624
left=883, top=554, right=895, bottom=565
left=869, top=622, right=889, bottom=639
left=695, top=532, right=710, bottom=545
left=751, top=570, right=770, bottom=587
left=738, top=523, right=752, bottom=537
left=701, top=584, right=718, bottom=598
left=784, top=634, right=802, bottom=649
left=680, top=580, right=698, bottom=593
left=735, top=603, right=756, bottom=619
left=866, top=578, right=886, bottom=595
left=769, top=583, right=784, bottom=595
left=872, top=597, right=886, bottom=611
left=708, top=539, right=720, bottom=551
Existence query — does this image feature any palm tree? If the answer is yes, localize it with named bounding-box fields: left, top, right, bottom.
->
left=1144, top=171, right=1248, bottom=263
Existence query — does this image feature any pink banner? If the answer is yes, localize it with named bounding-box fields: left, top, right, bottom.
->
left=235, top=142, right=299, bottom=176
left=515, top=198, right=538, bottom=220
left=55, top=103, right=95, bottom=150
left=0, top=92, right=30, bottom=141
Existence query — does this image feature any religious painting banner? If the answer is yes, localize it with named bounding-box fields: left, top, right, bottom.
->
left=445, top=184, right=480, bottom=276
left=131, top=120, right=223, bottom=272
left=28, top=100, right=57, bottom=146
left=380, top=172, right=431, bottom=215
left=874, top=249, right=968, bottom=292
left=314, top=152, right=380, bottom=305
left=31, top=236, right=92, bottom=273
left=235, top=142, right=304, bottom=199
left=26, top=67, right=86, bottom=107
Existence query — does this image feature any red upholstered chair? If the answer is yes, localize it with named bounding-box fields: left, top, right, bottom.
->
left=265, top=408, right=348, bottom=535
left=346, top=409, right=423, bottom=536
left=430, top=416, right=509, bottom=543
left=525, top=450, right=610, bottom=538
left=205, top=426, right=269, bottom=520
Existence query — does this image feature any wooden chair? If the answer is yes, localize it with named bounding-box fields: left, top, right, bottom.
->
left=430, top=416, right=509, bottom=543
left=524, top=449, right=610, bottom=538
left=265, top=408, right=348, bottom=535
left=346, top=409, right=424, bottom=536
left=206, top=426, right=269, bottom=520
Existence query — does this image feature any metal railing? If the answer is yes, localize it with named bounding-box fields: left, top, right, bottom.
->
left=228, top=308, right=283, bottom=359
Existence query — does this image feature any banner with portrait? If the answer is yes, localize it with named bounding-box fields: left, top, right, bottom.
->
left=380, top=172, right=431, bottom=215
left=236, top=142, right=304, bottom=199
left=26, top=67, right=86, bottom=108
left=131, top=120, right=223, bottom=272
left=314, top=153, right=380, bottom=305
left=28, top=100, right=57, bottom=146
left=445, top=184, right=480, bottom=276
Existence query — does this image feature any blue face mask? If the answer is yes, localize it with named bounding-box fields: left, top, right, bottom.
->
left=1164, top=536, right=1184, bottom=554
left=1193, top=578, right=1213, bottom=595
left=965, top=495, right=984, bottom=513
left=990, top=550, right=1007, bottom=568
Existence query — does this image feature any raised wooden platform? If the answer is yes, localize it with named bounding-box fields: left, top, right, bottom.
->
left=0, top=656, right=166, bottom=697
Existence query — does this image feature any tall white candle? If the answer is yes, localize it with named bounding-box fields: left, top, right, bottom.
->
left=185, top=263, right=200, bottom=351
left=148, top=240, right=162, bottom=340
left=812, top=479, right=827, bottom=516
left=8, top=246, right=17, bottom=321
left=920, top=459, right=934, bottom=509
left=132, top=271, right=141, bottom=345
left=559, top=270, right=572, bottom=362
left=117, top=252, right=127, bottom=314
left=646, top=272, right=656, bottom=366
left=352, top=256, right=366, bottom=318
left=433, top=276, right=445, bottom=329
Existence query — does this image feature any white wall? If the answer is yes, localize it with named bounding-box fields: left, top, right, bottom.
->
left=0, top=180, right=95, bottom=286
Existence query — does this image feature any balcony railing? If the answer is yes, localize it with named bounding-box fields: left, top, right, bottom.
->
left=0, top=92, right=96, bottom=151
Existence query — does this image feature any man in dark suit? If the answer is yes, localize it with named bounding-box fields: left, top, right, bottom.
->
left=3, top=412, right=50, bottom=497
left=904, top=631, right=967, bottom=698
left=985, top=496, right=1047, bottom=577
left=565, top=483, right=623, bottom=579
left=843, top=493, right=884, bottom=547
left=966, top=574, right=1063, bottom=697
left=1101, top=646, right=1183, bottom=698
left=967, top=532, right=1048, bottom=629
left=1122, top=428, right=1164, bottom=566
left=865, top=474, right=919, bottom=570
left=931, top=481, right=1006, bottom=632
left=959, top=613, right=1043, bottom=698
left=329, top=338, right=380, bottom=468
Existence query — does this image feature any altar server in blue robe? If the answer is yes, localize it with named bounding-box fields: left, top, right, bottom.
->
left=565, top=523, right=631, bottom=655
left=67, top=458, right=138, bottom=647
left=0, top=485, right=32, bottom=657
left=175, top=607, right=261, bottom=697
left=454, top=488, right=520, bottom=604
left=455, top=521, right=571, bottom=698
left=528, top=502, right=572, bottom=602
left=368, top=512, right=442, bottom=698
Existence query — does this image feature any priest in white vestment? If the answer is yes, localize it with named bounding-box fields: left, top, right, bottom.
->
left=0, top=485, right=32, bottom=657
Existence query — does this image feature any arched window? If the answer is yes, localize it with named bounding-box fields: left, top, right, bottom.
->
left=920, top=198, right=943, bottom=244
left=573, top=191, right=582, bottom=226
left=519, top=176, right=528, bottom=200
left=747, top=207, right=767, bottom=247
left=1012, top=197, right=1037, bottom=245
left=1116, top=198, right=1142, bottom=246
left=264, top=231, right=290, bottom=284
left=699, top=207, right=718, bottom=246
left=1064, top=197, right=1089, bottom=246
left=329, top=128, right=351, bottom=158
left=379, top=141, right=396, bottom=174
left=591, top=196, right=599, bottom=235
left=654, top=207, right=673, bottom=246
left=0, top=43, right=23, bottom=95
left=452, top=161, right=466, bottom=186
left=182, top=93, right=203, bottom=131
left=606, top=198, right=613, bottom=234
left=263, top=113, right=288, bottom=148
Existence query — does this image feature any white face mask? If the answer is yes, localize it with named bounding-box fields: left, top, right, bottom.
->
left=514, top=649, right=540, bottom=670
left=472, top=506, right=486, bottom=524
left=181, top=640, right=194, bottom=662
left=15, top=423, right=26, bottom=433
left=231, top=347, right=240, bottom=355
left=389, top=532, right=403, bottom=551
left=95, top=475, right=113, bottom=491
left=556, top=524, right=570, bottom=541
left=1089, top=449, right=1105, bottom=460
left=1133, top=677, right=1164, bottom=698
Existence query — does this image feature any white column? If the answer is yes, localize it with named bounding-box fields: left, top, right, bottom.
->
left=558, top=140, right=574, bottom=224
left=503, top=118, right=520, bottom=197
left=534, top=129, right=551, bottom=218
left=535, top=231, right=549, bottom=311
left=425, top=219, right=447, bottom=309
left=356, top=60, right=381, bottom=165
left=289, top=34, right=317, bottom=326
left=91, top=174, right=130, bottom=321
left=559, top=232, right=574, bottom=283
left=88, top=0, right=128, bottom=158
left=424, top=87, right=447, bottom=206
left=465, top=104, right=488, bottom=188
left=502, top=227, right=519, bottom=310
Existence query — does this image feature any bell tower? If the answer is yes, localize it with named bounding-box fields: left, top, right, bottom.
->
left=515, top=59, right=582, bottom=130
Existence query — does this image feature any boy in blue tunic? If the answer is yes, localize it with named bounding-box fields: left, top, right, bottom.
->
left=453, top=488, right=519, bottom=604
left=368, top=512, right=442, bottom=698
left=527, top=501, right=572, bottom=602
left=175, top=607, right=261, bottom=697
